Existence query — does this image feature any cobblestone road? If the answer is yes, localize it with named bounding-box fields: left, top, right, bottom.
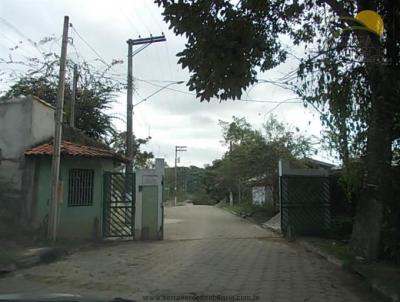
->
left=0, top=205, right=382, bottom=301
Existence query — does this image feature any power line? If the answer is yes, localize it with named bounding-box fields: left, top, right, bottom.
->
left=135, top=77, right=303, bottom=104
left=112, top=0, right=140, bottom=36
left=70, top=24, right=110, bottom=67
left=0, top=17, right=43, bottom=56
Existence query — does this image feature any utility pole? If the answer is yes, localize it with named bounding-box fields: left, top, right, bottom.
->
left=70, top=64, right=78, bottom=127
left=126, top=35, right=166, bottom=172
left=126, top=41, right=133, bottom=173
left=48, top=16, right=69, bottom=242
left=229, top=140, right=233, bottom=207
left=174, top=145, right=187, bottom=206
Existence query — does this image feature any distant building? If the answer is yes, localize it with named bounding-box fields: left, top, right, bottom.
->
left=248, top=158, right=335, bottom=207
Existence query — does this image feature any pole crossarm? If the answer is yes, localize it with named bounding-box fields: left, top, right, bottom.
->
left=127, top=35, right=166, bottom=46
left=126, top=34, right=167, bottom=172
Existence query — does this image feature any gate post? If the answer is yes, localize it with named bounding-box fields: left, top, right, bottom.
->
left=279, top=159, right=331, bottom=237
left=134, top=158, right=165, bottom=240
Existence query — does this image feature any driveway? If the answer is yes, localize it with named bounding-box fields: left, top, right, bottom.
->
left=0, top=205, right=381, bottom=301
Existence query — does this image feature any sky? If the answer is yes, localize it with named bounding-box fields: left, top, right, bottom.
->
left=0, top=0, right=335, bottom=167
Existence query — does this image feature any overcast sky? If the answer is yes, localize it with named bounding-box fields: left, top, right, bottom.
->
left=0, top=0, right=334, bottom=167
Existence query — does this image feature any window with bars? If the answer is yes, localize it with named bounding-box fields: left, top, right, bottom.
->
left=68, top=169, right=94, bottom=206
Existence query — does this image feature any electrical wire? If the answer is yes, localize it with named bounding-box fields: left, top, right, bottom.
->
left=113, top=0, right=140, bottom=36
left=135, top=77, right=303, bottom=104
left=70, top=24, right=110, bottom=67
left=0, top=17, right=43, bottom=56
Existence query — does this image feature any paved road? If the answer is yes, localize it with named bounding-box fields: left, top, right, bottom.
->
left=0, top=205, right=381, bottom=301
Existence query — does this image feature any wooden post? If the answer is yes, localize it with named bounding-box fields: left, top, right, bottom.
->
left=48, top=16, right=69, bottom=242
left=70, top=64, right=78, bottom=127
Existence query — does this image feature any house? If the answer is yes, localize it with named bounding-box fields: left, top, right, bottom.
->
left=0, top=95, right=55, bottom=235
left=1, top=95, right=165, bottom=240
left=247, top=175, right=275, bottom=207
left=248, top=158, right=336, bottom=207
left=24, top=141, right=127, bottom=239
left=0, top=95, right=127, bottom=239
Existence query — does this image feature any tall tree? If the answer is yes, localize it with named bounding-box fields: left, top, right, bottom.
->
left=214, top=116, right=312, bottom=203
left=0, top=36, right=153, bottom=164
left=108, top=131, right=154, bottom=168
left=155, top=0, right=400, bottom=261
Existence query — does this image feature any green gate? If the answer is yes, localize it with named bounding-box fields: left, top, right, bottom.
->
left=280, top=175, right=330, bottom=236
left=103, top=172, right=135, bottom=239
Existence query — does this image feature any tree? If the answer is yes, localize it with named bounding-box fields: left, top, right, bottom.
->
left=1, top=60, right=121, bottom=141
left=155, top=0, right=400, bottom=261
left=207, top=116, right=312, bottom=203
left=108, top=131, right=154, bottom=168
left=0, top=36, right=153, bottom=166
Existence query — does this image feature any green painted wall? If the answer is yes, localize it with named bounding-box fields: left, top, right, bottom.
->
left=34, top=156, right=119, bottom=239
left=141, top=185, right=159, bottom=240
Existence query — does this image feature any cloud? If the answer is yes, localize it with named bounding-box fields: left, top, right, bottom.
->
left=0, top=0, right=328, bottom=167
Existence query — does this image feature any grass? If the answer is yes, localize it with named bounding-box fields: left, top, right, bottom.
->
left=307, top=238, right=353, bottom=267
left=306, top=237, right=400, bottom=299
left=224, top=201, right=278, bottom=224
left=353, top=263, right=400, bottom=297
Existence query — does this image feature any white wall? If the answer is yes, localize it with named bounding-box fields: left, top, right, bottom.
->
left=134, top=158, right=165, bottom=239
left=31, top=97, right=55, bottom=145
left=0, top=96, right=54, bottom=160
left=0, top=96, right=55, bottom=208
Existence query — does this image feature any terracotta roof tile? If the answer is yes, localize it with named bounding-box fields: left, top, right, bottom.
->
left=25, top=141, right=127, bottom=162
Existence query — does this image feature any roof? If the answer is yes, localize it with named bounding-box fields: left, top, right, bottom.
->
left=304, top=157, right=336, bottom=169
left=25, top=141, right=127, bottom=162
left=31, top=95, right=55, bottom=110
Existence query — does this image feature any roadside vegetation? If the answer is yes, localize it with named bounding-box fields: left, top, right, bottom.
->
left=157, top=0, right=400, bottom=264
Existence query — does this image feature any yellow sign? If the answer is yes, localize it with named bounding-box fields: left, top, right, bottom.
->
left=343, top=10, right=384, bottom=37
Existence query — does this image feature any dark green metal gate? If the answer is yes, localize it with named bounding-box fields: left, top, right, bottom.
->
left=103, top=172, right=135, bottom=239
left=280, top=175, right=330, bottom=236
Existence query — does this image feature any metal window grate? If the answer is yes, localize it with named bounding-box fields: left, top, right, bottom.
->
left=68, top=169, right=94, bottom=206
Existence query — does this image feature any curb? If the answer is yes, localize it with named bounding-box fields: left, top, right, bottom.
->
left=0, top=247, right=67, bottom=277
left=298, top=240, right=399, bottom=302
left=297, top=240, right=343, bottom=267
left=260, top=223, right=282, bottom=235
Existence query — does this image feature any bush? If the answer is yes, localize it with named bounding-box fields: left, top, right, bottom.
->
left=381, top=223, right=400, bottom=264
left=329, top=215, right=353, bottom=240
left=191, top=192, right=217, bottom=205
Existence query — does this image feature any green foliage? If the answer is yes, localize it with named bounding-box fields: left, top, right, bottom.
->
left=227, top=199, right=278, bottom=223
left=308, top=238, right=353, bottom=267
left=202, top=115, right=313, bottom=204
left=156, top=0, right=400, bottom=261
left=108, top=131, right=154, bottom=168
left=155, top=0, right=288, bottom=101
left=329, top=215, right=353, bottom=240
left=190, top=192, right=216, bottom=206
left=381, top=222, right=400, bottom=264
left=1, top=71, right=118, bottom=142
left=339, top=159, right=365, bottom=202
left=0, top=37, right=124, bottom=142
left=381, top=166, right=400, bottom=264
left=0, top=36, right=153, bottom=164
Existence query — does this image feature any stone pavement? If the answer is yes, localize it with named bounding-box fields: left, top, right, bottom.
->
left=0, top=205, right=382, bottom=301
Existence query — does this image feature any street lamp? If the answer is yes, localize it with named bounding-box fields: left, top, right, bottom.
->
left=126, top=80, right=184, bottom=172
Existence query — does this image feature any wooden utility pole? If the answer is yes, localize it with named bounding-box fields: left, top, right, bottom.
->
left=229, top=140, right=233, bottom=206
left=126, top=42, right=133, bottom=173
left=126, top=35, right=166, bottom=172
left=48, top=16, right=69, bottom=241
left=174, top=145, right=187, bottom=206
left=70, top=64, right=78, bottom=127
left=174, top=147, right=177, bottom=206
